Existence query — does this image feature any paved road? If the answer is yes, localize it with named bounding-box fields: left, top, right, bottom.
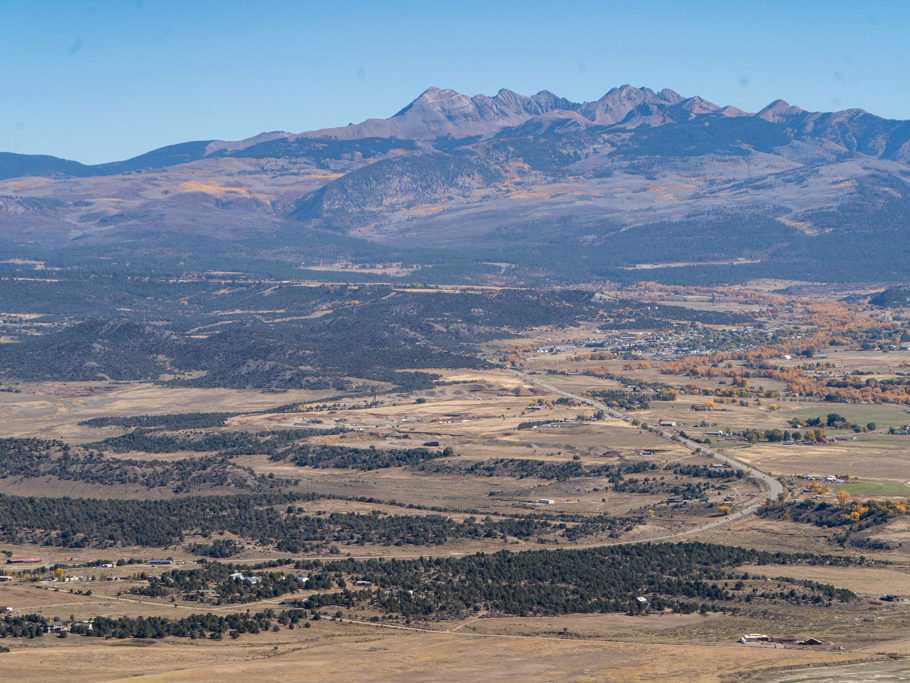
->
left=510, top=370, right=784, bottom=536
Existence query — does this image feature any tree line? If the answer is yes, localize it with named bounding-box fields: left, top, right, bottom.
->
left=0, top=492, right=560, bottom=550
left=0, top=438, right=284, bottom=493
left=288, top=542, right=856, bottom=619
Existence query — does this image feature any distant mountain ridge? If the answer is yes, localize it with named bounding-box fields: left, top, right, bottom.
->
left=294, top=85, right=910, bottom=163
left=1, top=85, right=910, bottom=284
left=5, top=85, right=910, bottom=177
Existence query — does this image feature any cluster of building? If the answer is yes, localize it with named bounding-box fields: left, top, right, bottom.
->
left=584, top=326, right=771, bottom=358
left=799, top=474, right=848, bottom=485
left=532, top=326, right=771, bottom=359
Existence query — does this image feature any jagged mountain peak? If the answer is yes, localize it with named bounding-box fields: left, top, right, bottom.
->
left=719, top=105, right=748, bottom=117
left=311, top=86, right=577, bottom=141
left=579, top=85, right=692, bottom=124
left=678, top=96, right=721, bottom=114
left=393, top=86, right=473, bottom=117
left=6, top=85, right=908, bottom=181
left=301, top=85, right=710, bottom=141
left=494, top=87, right=521, bottom=98
left=757, top=99, right=806, bottom=122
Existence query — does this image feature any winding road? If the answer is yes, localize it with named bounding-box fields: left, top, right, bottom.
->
left=511, top=370, right=784, bottom=537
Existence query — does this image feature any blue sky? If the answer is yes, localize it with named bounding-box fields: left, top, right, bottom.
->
left=1, top=0, right=907, bottom=164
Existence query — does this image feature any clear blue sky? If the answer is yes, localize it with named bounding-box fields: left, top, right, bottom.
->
left=2, top=0, right=907, bottom=164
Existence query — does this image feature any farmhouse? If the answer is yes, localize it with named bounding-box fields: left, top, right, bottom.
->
left=229, top=572, right=260, bottom=584
left=739, top=633, right=770, bottom=643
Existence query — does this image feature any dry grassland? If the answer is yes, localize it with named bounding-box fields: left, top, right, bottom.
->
left=0, top=622, right=864, bottom=682
left=737, top=564, right=910, bottom=596
left=746, top=658, right=910, bottom=682
left=685, top=517, right=846, bottom=555
left=0, top=381, right=337, bottom=440
left=735, top=439, right=910, bottom=481
left=0, top=475, right=253, bottom=500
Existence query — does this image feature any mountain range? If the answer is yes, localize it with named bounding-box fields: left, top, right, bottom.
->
left=2, top=85, right=910, bottom=283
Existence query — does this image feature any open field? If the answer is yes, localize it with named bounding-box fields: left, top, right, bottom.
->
left=788, top=403, right=910, bottom=430
left=0, top=621, right=869, bottom=682
left=835, top=479, right=910, bottom=497
left=747, top=659, right=910, bottom=683
left=734, top=439, right=910, bottom=481
left=0, top=381, right=338, bottom=441
left=738, top=564, right=910, bottom=597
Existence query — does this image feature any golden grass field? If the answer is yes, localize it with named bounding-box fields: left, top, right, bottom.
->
left=0, top=381, right=338, bottom=441
left=0, top=619, right=869, bottom=682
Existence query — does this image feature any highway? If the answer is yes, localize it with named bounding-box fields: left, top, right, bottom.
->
left=510, top=370, right=784, bottom=536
